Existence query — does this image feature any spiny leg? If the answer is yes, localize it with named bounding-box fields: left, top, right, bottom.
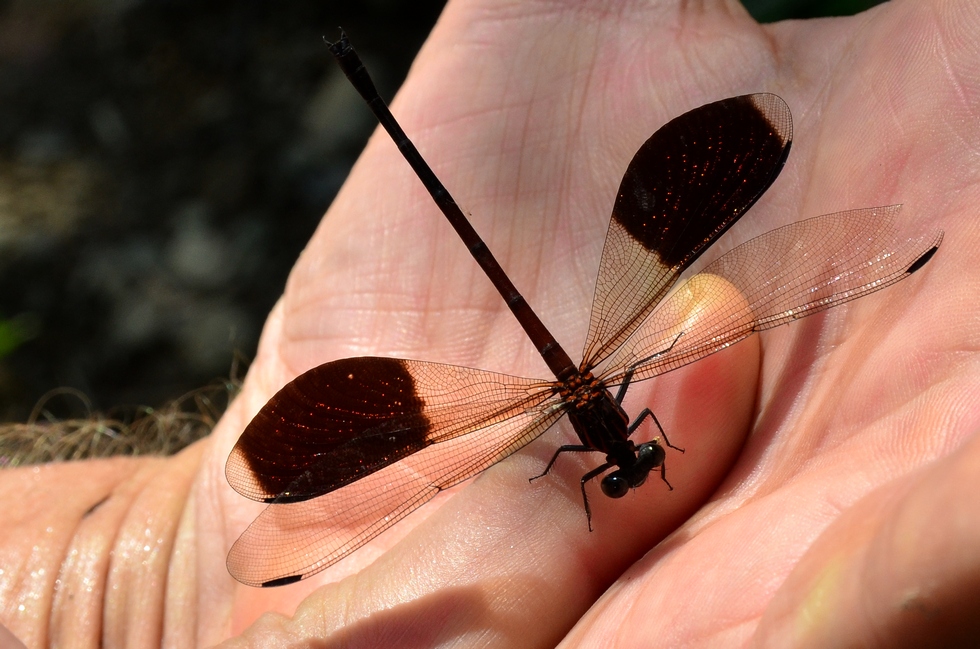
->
left=613, top=332, right=684, bottom=404
left=530, top=445, right=593, bottom=482
left=578, top=462, right=614, bottom=532
left=613, top=368, right=636, bottom=404
left=627, top=408, right=684, bottom=452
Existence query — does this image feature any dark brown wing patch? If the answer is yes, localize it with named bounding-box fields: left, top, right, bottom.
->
left=228, top=357, right=429, bottom=503
left=611, top=94, right=792, bottom=265
left=582, top=94, right=792, bottom=367
left=227, top=357, right=557, bottom=503
left=227, top=401, right=566, bottom=586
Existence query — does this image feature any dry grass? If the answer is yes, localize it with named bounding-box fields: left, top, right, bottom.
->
left=0, top=365, right=242, bottom=467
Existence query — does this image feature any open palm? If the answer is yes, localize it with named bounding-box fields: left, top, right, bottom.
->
left=3, top=1, right=978, bottom=647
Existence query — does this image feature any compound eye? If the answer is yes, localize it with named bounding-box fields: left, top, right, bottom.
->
left=601, top=473, right=629, bottom=498
left=637, top=442, right=666, bottom=467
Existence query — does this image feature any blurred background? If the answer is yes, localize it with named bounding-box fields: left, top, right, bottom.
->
left=0, top=0, right=885, bottom=424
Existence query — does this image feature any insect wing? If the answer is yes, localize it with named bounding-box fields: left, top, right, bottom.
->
left=582, top=93, right=793, bottom=367
left=226, top=357, right=556, bottom=504
left=227, top=400, right=566, bottom=586
left=599, top=205, right=943, bottom=384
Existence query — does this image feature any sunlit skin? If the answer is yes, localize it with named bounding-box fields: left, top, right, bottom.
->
left=2, top=0, right=979, bottom=646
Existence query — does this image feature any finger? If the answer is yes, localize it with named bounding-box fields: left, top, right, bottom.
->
left=0, top=623, right=27, bottom=649
left=751, top=428, right=980, bottom=648
left=0, top=444, right=204, bottom=648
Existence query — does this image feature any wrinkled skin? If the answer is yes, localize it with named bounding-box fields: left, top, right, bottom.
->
left=3, top=0, right=980, bottom=647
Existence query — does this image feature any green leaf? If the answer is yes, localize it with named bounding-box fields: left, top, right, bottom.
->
left=0, top=314, right=39, bottom=359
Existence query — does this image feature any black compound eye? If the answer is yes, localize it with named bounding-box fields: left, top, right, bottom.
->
left=637, top=442, right=666, bottom=468
left=601, top=473, right=630, bottom=498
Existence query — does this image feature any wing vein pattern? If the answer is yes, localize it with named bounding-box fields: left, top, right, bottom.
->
left=582, top=94, right=793, bottom=367
left=227, top=402, right=565, bottom=586
left=600, top=205, right=942, bottom=384
left=227, top=358, right=557, bottom=504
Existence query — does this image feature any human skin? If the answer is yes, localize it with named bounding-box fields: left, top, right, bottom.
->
left=2, top=0, right=980, bottom=646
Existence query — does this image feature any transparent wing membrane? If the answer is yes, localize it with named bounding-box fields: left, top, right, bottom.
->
left=582, top=94, right=792, bottom=367
left=600, top=206, right=942, bottom=384
left=227, top=402, right=565, bottom=586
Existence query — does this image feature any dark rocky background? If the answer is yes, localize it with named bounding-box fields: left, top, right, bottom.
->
left=0, top=0, right=883, bottom=424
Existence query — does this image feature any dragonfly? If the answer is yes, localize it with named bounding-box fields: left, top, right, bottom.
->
left=225, top=32, right=942, bottom=587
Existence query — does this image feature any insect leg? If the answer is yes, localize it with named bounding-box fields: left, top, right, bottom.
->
left=530, top=444, right=593, bottom=482
left=613, top=332, right=685, bottom=404
left=613, top=367, right=636, bottom=403
left=579, top=461, right=614, bottom=531
left=627, top=409, right=684, bottom=452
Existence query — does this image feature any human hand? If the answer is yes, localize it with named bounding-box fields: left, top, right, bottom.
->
left=216, top=0, right=980, bottom=645
left=3, top=1, right=977, bottom=646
